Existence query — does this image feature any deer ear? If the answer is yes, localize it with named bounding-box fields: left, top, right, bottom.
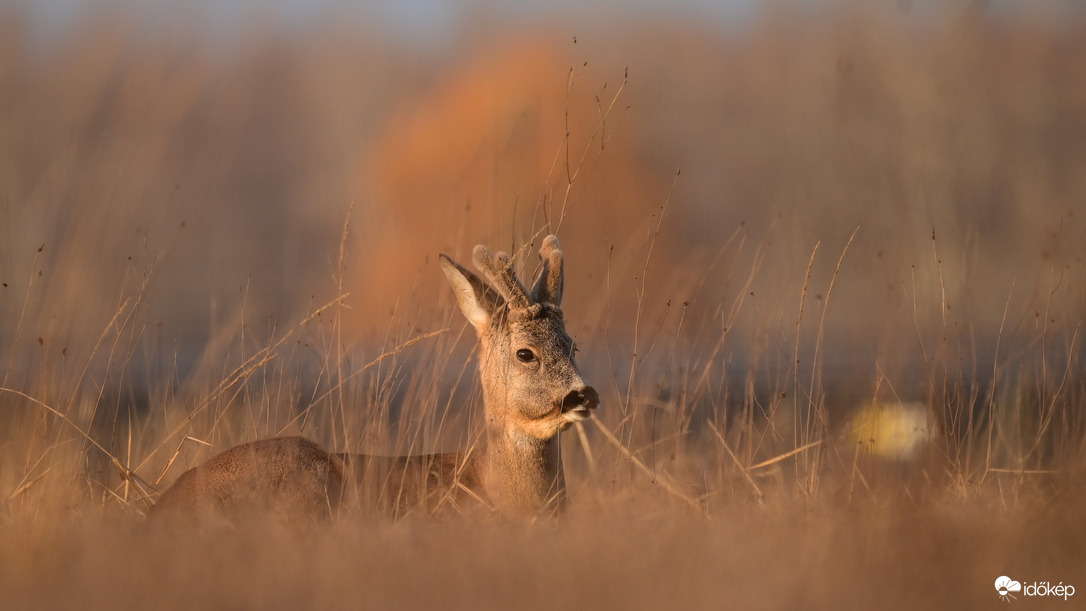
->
left=440, top=254, right=503, bottom=331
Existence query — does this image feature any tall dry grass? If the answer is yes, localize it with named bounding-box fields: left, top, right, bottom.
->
left=1, top=2, right=1085, bottom=608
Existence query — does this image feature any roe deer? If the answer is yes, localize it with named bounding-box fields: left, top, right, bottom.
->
left=149, top=235, right=599, bottom=522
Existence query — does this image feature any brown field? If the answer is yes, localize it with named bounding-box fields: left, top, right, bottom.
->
left=1, top=2, right=1085, bottom=609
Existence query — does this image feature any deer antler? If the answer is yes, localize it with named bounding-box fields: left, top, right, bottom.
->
left=472, top=244, right=530, bottom=310
left=530, top=235, right=564, bottom=307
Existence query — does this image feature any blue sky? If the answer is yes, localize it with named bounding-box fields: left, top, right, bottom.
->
left=15, top=0, right=1079, bottom=50
left=21, top=0, right=764, bottom=42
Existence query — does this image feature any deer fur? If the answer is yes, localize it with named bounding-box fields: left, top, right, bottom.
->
left=149, top=235, right=598, bottom=522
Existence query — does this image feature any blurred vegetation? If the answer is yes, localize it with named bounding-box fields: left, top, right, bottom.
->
left=0, top=0, right=1082, bottom=549
left=0, top=2, right=1084, bottom=607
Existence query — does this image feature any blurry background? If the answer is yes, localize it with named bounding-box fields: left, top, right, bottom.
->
left=1, top=5, right=1085, bottom=605
left=1, top=0, right=1084, bottom=467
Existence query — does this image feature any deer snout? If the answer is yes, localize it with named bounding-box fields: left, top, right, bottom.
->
left=561, top=386, right=600, bottom=414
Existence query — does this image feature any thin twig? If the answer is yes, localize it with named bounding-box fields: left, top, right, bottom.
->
left=707, top=421, right=765, bottom=506
left=749, top=439, right=825, bottom=471
left=139, top=294, right=349, bottom=471
left=0, top=387, right=155, bottom=505
left=590, top=417, right=705, bottom=515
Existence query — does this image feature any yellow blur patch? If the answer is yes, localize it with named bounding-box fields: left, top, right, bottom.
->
left=848, top=402, right=932, bottom=460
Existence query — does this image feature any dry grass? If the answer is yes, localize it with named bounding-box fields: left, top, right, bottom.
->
left=2, top=2, right=1086, bottom=609
left=2, top=501, right=1082, bottom=610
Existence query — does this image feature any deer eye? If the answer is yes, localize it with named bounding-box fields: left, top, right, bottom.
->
left=515, top=348, right=536, bottom=363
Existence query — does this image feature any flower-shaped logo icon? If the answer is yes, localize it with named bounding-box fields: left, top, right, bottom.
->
left=996, top=576, right=1023, bottom=602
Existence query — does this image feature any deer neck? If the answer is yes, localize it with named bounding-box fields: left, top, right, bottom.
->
left=479, top=395, right=566, bottom=518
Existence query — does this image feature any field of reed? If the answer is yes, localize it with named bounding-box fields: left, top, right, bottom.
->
left=1, top=2, right=1084, bottom=608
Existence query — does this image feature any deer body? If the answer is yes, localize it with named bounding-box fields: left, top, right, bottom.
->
left=149, top=235, right=598, bottom=522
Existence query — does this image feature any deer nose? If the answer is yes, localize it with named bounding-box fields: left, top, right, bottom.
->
left=561, top=386, right=600, bottom=412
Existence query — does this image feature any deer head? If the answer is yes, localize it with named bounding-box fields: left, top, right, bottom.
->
left=439, top=235, right=598, bottom=515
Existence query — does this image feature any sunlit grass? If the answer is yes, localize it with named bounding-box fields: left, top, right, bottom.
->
left=1, top=3, right=1085, bottom=608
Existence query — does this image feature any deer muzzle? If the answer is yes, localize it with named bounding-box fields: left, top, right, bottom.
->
left=560, top=386, right=600, bottom=420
